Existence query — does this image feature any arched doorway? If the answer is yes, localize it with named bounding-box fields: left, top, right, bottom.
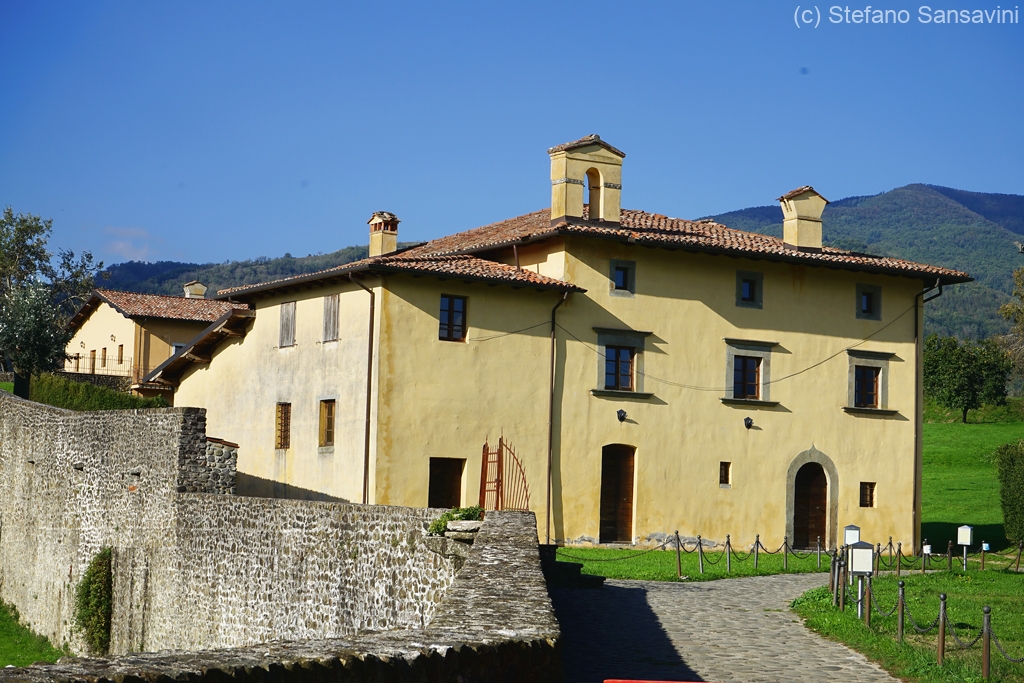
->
left=793, top=462, right=827, bottom=550
left=599, top=444, right=635, bottom=543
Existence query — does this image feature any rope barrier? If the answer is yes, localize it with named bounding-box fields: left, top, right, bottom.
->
left=555, top=539, right=672, bottom=563
left=906, top=606, right=941, bottom=633
left=870, top=587, right=898, bottom=617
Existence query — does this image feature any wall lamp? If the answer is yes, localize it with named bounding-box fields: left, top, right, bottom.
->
left=617, top=409, right=628, bottom=423
left=744, top=417, right=754, bottom=429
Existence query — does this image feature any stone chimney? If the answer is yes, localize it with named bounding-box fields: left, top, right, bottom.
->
left=778, top=186, right=829, bottom=251
left=368, top=211, right=400, bottom=257
left=183, top=281, right=208, bottom=299
left=548, top=134, right=625, bottom=225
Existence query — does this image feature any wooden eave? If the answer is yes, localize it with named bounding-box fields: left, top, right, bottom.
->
left=143, top=307, right=255, bottom=387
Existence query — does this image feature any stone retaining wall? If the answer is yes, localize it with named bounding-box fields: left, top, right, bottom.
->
left=0, top=392, right=457, bottom=655
left=0, top=371, right=13, bottom=383
left=0, top=512, right=560, bottom=683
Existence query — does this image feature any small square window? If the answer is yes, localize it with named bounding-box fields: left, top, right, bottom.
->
left=319, top=399, right=336, bottom=447
left=439, top=295, right=467, bottom=341
left=609, top=259, right=636, bottom=296
left=854, top=366, right=880, bottom=408
left=860, top=482, right=876, bottom=508
left=719, top=461, right=732, bottom=486
left=275, top=402, right=291, bottom=450
left=613, top=267, right=630, bottom=290
left=856, top=284, right=882, bottom=320
left=736, top=270, right=764, bottom=309
left=733, top=356, right=761, bottom=399
left=605, top=346, right=635, bottom=391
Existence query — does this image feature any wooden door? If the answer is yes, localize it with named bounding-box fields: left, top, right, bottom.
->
left=428, top=458, right=464, bottom=509
left=793, top=462, right=827, bottom=549
left=599, top=445, right=635, bottom=543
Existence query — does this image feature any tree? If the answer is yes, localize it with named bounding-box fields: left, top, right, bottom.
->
left=994, top=441, right=1024, bottom=546
left=0, top=207, right=102, bottom=397
left=923, top=334, right=1012, bottom=423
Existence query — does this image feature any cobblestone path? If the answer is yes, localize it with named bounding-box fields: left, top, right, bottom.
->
left=550, top=573, right=898, bottom=683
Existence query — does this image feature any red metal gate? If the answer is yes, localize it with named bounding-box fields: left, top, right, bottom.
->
left=478, top=437, right=531, bottom=512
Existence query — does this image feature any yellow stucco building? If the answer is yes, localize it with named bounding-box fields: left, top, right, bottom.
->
left=66, top=283, right=247, bottom=401
left=153, top=135, right=971, bottom=551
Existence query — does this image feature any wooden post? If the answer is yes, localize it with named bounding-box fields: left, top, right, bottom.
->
left=897, top=580, right=905, bottom=643
left=839, top=562, right=846, bottom=611
left=938, top=593, right=947, bottom=666
left=876, top=542, right=882, bottom=574
left=675, top=531, right=682, bottom=580
left=982, top=606, right=991, bottom=680
left=865, top=578, right=872, bottom=627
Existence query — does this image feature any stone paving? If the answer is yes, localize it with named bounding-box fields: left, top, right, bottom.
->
left=550, top=573, right=899, bottom=683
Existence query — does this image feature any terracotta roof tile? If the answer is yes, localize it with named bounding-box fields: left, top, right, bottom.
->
left=95, top=289, right=248, bottom=322
left=216, top=252, right=582, bottom=297
left=778, top=185, right=828, bottom=202
left=216, top=203, right=971, bottom=298
left=403, top=207, right=970, bottom=283
left=547, top=134, right=626, bottom=158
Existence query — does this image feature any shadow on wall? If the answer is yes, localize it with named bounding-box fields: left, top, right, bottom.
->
left=235, top=472, right=351, bottom=503
left=549, top=583, right=703, bottom=683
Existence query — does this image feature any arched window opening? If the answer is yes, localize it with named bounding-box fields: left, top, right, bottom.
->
left=585, top=168, right=602, bottom=220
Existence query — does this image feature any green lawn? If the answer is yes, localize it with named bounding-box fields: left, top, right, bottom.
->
left=0, top=602, right=64, bottom=667
left=555, top=543, right=828, bottom=582
left=793, top=571, right=1024, bottom=683
left=792, top=417, right=1024, bottom=683
left=0, top=382, right=12, bottom=394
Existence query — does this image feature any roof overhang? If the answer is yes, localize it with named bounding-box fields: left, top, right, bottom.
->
left=143, top=307, right=255, bottom=387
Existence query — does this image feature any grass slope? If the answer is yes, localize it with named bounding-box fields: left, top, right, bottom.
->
left=0, top=382, right=12, bottom=394
left=709, top=184, right=1024, bottom=338
left=0, top=602, right=64, bottom=667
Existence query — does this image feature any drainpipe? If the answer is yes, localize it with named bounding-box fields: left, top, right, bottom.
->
left=546, top=291, right=570, bottom=545
left=350, top=274, right=376, bottom=505
left=913, top=279, right=942, bottom=548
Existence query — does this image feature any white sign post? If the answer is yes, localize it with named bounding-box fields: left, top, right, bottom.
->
left=850, top=541, right=874, bottom=619
left=958, top=525, right=973, bottom=571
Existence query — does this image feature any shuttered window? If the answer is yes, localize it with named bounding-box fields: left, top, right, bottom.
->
left=279, top=301, right=296, bottom=347
left=323, top=294, right=339, bottom=342
left=275, top=403, right=291, bottom=450
left=319, top=399, right=336, bottom=447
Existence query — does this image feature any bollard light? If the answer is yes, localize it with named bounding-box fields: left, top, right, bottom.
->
left=850, top=541, right=874, bottom=576
left=844, top=524, right=861, bottom=545
left=957, top=525, right=973, bottom=546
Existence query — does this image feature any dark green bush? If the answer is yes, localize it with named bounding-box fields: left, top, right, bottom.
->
left=74, top=548, right=112, bottom=655
left=427, top=506, right=484, bottom=536
left=30, top=373, right=166, bottom=411
left=995, top=440, right=1024, bottom=544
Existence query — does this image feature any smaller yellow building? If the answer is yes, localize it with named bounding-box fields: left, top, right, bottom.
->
left=65, top=283, right=247, bottom=401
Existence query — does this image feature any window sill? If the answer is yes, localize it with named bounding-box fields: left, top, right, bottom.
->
left=591, top=389, right=656, bottom=399
left=719, top=483, right=732, bottom=489
left=318, top=446, right=335, bottom=455
left=720, top=398, right=780, bottom=407
left=843, top=406, right=899, bottom=416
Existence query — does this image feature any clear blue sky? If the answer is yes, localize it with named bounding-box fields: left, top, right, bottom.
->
left=1, top=2, right=1021, bottom=266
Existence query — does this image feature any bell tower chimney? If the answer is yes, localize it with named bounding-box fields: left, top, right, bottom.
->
left=548, top=134, right=625, bottom=225
left=368, top=211, right=400, bottom=257
left=778, top=186, right=829, bottom=252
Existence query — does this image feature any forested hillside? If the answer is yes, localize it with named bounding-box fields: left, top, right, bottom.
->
left=708, top=184, right=1024, bottom=338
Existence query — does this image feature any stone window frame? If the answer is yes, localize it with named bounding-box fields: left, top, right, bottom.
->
left=719, top=461, right=732, bottom=488
left=609, top=259, right=636, bottom=298
left=860, top=481, right=877, bottom=508
left=843, top=350, right=897, bottom=415
left=856, top=284, right=882, bottom=321
left=591, top=327, right=654, bottom=398
left=735, top=270, right=764, bottom=309
left=721, top=338, right=778, bottom=406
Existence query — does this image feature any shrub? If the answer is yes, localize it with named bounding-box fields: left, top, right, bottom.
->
left=74, top=548, right=113, bottom=655
left=427, top=506, right=484, bottom=536
left=30, top=373, right=167, bottom=411
left=995, top=440, right=1024, bottom=545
